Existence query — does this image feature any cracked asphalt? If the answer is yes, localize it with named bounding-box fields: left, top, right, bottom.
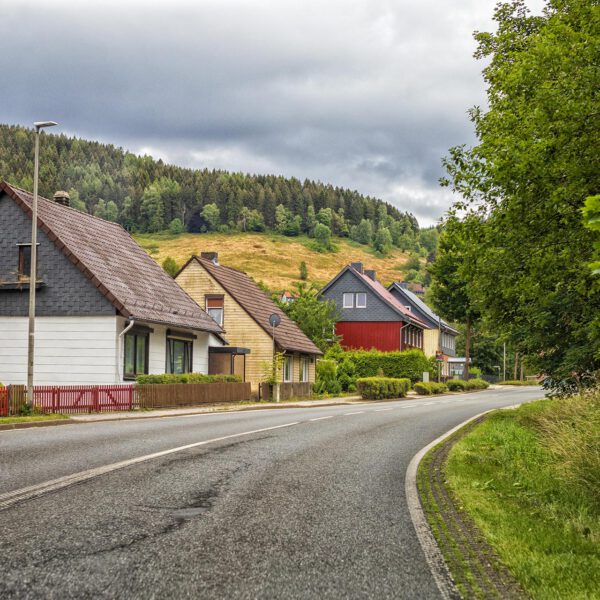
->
left=0, top=386, right=542, bottom=599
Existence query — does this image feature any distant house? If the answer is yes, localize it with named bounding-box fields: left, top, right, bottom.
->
left=176, top=253, right=322, bottom=394
left=0, top=182, right=226, bottom=386
left=388, top=282, right=459, bottom=377
left=319, top=262, right=427, bottom=352
left=279, top=290, right=296, bottom=304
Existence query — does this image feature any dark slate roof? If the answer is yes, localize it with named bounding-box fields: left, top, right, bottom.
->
left=388, top=282, right=459, bottom=335
left=184, top=256, right=322, bottom=355
left=320, top=264, right=428, bottom=328
left=1, top=182, right=224, bottom=335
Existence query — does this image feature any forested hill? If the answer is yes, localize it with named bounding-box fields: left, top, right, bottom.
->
left=0, top=124, right=420, bottom=244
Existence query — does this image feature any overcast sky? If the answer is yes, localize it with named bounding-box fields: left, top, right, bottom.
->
left=1, top=0, right=544, bottom=226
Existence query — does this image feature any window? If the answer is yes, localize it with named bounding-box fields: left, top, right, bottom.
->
left=343, top=293, right=354, bottom=308
left=206, top=295, right=224, bottom=326
left=283, top=355, right=293, bottom=382
left=124, top=330, right=149, bottom=379
left=17, top=244, right=33, bottom=279
left=355, top=292, right=367, bottom=308
left=299, top=357, right=310, bottom=382
left=167, top=337, right=193, bottom=374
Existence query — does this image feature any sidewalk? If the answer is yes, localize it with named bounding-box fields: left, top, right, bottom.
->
left=69, top=395, right=364, bottom=423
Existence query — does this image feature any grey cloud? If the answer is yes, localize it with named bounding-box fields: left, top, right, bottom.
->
left=0, top=0, right=543, bottom=225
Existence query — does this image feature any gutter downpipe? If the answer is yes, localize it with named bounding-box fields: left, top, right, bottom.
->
left=116, top=319, right=135, bottom=383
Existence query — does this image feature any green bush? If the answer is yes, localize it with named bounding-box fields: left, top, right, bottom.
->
left=499, top=379, right=540, bottom=386
left=313, top=360, right=342, bottom=395
left=356, top=377, right=411, bottom=400
left=414, top=381, right=448, bottom=395
left=464, top=378, right=490, bottom=390
left=136, top=373, right=242, bottom=385
left=338, top=349, right=434, bottom=383
left=447, top=379, right=467, bottom=391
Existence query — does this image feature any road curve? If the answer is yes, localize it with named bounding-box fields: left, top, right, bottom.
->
left=0, top=386, right=542, bottom=599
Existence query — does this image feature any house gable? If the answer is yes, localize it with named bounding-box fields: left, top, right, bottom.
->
left=320, top=268, right=402, bottom=322
left=0, top=191, right=114, bottom=317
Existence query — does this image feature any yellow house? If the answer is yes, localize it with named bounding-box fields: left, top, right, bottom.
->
left=176, top=253, right=322, bottom=395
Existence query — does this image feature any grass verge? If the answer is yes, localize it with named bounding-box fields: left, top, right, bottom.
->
left=445, top=394, right=600, bottom=599
left=0, top=414, right=69, bottom=425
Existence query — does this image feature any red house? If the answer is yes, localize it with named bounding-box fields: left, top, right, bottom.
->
left=319, top=263, right=427, bottom=352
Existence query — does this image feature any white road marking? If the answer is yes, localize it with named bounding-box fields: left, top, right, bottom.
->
left=309, top=415, right=334, bottom=422
left=374, top=408, right=394, bottom=412
left=0, top=421, right=301, bottom=511
left=423, top=402, right=437, bottom=406
left=344, top=411, right=364, bottom=415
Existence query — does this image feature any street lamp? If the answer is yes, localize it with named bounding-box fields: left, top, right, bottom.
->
left=27, top=121, right=58, bottom=405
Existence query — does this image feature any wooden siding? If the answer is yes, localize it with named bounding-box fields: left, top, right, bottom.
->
left=177, top=261, right=316, bottom=392
left=336, top=321, right=402, bottom=352
left=423, top=329, right=439, bottom=358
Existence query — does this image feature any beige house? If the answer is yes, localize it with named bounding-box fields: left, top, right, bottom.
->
left=176, top=253, right=322, bottom=394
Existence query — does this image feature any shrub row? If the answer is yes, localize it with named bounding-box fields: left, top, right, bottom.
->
left=356, top=377, right=411, bottom=400
left=446, top=378, right=490, bottom=392
left=414, top=382, right=448, bottom=395
left=328, top=348, right=435, bottom=384
left=136, top=373, right=242, bottom=385
left=499, top=380, right=540, bottom=386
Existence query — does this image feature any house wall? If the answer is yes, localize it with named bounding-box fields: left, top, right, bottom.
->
left=177, top=261, right=315, bottom=391
left=424, top=329, right=439, bottom=358
left=116, top=316, right=220, bottom=380
left=336, top=321, right=402, bottom=352
left=177, top=261, right=274, bottom=391
left=0, top=192, right=115, bottom=317
left=321, top=270, right=399, bottom=322
left=0, top=315, right=119, bottom=385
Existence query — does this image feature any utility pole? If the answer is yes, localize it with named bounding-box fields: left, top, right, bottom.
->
left=503, top=342, right=506, bottom=382
left=27, top=121, right=58, bottom=405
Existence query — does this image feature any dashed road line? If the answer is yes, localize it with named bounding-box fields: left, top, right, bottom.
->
left=344, top=411, right=364, bottom=416
left=309, top=415, right=334, bottom=422
left=374, top=408, right=394, bottom=412
left=0, top=421, right=301, bottom=511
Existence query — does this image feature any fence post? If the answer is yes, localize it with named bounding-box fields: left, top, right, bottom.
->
left=92, top=386, right=99, bottom=413
left=52, top=387, right=57, bottom=413
left=128, top=385, right=133, bottom=410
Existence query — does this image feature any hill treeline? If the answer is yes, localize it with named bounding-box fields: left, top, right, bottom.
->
left=0, top=124, right=423, bottom=253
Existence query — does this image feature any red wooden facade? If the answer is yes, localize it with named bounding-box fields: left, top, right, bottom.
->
left=336, top=321, right=403, bottom=352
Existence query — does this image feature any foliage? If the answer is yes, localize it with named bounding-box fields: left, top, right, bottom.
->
left=313, top=222, right=333, bottom=251
left=374, top=226, right=393, bottom=255
left=135, top=373, right=241, bottom=384
left=168, top=218, right=184, bottom=235
left=201, top=203, right=221, bottom=232
left=280, top=282, right=340, bottom=352
left=446, top=379, right=467, bottom=391
left=336, top=357, right=356, bottom=392
left=161, top=256, right=179, bottom=277
left=439, top=0, right=600, bottom=390
left=313, top=359, right=342, bottom=395
left=335, top=349, right=434, bottom=383
left=414, top=381, right=448, bottom=395
left=350, top=218, right=374, bottom=245
left=356, top=377, right=410, bottom=400
left=469, top=366, right=482, bottom=378
left=500, top=379, right=540, bottom=386
left=464, top=378, right=490, bottom=390
left=444, top=396, right=600, bottom=598
left=299, top=261, right=308, bottom=281
left=261, top=352, right=285, bottom=386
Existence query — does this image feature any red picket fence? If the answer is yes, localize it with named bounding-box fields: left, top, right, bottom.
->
left=32, top=385, right=135, bottom=414
left=0, top=388, right=8, bottom=417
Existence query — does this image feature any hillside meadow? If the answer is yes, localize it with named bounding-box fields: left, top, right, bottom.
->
left=134, top=232, right=417, bottom=290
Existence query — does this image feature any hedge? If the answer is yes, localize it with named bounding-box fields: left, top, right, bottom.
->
left=356, top=377, right=411, bottom=400
left=339, top=349, right=435, bottom=383
left=135, top=373, right=242, bottom=385
left=464, top=378, right=490, bottom=390
left=447, top=379, right=467, bottom=391
left=414, top=381, right=448, bottom=395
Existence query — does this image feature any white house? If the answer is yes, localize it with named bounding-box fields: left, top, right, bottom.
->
left=0, top=182, right=226, bottom=386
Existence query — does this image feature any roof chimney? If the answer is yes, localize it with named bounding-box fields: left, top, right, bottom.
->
left=201, top=252, right=219, bottom=265
left=350, top=262, right=363, bottom=274
left=53, top=190, right=70, bottom=206
left=365, top=269, right=376, bottom=281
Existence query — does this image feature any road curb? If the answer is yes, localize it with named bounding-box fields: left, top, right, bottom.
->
left=0, top=419, right=74, bottom=431
left=405, top=404, right=523, bottom=599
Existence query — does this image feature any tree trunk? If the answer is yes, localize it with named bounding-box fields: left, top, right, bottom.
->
left=520, top=360, right=524, bottom=381
left=514, top=351, right=519, bottom=381
left=464, top=317, right=471, bottom=380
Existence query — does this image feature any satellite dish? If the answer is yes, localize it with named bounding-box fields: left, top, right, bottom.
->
left=269, top=313, right=281, bottom=328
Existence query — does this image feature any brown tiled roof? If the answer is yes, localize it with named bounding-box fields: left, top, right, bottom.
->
left=188, top=256, right=322, bottom=355
left=1, top=182, right=224, bottom=335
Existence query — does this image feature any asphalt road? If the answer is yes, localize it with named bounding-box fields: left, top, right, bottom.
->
left=0, top=386, right=542, bottom=599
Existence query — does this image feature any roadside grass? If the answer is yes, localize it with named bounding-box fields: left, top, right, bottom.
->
left=445, top=394, right=600, bottom=599
left=0, top=413, right=69, bottom=425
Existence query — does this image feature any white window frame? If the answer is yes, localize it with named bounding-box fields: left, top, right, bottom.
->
left=343, top=293, right=354, bottom=308
left=283, top=355, right=294, bottom=382
left=355, top=292, right=367, bottom=308
left=300, top=357, right=309, bottom=382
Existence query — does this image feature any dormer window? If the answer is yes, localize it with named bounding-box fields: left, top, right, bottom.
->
left=355, top=293, right=367, bottom=308
left=343, top=293, right=354, bottom=308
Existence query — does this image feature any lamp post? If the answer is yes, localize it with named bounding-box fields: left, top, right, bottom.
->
left=27, top=121, right=58, bottom=405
